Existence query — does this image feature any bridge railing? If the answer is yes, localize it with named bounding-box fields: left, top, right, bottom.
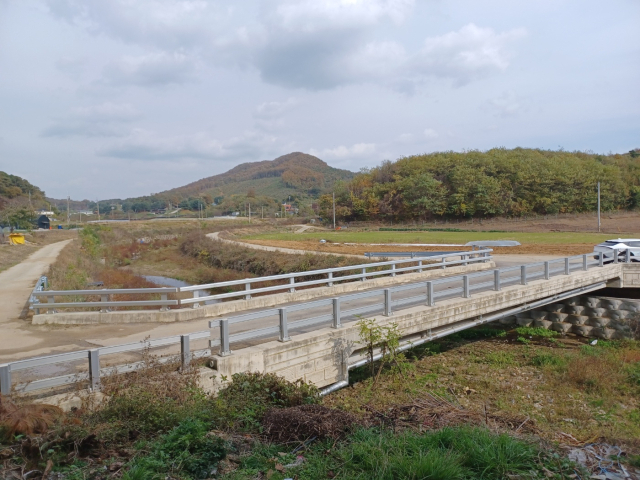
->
left=0, top=331, right=210, bottom=396
left=208, top=254, right=610, bottom=355
left=30, top=250, right=493, bottom=313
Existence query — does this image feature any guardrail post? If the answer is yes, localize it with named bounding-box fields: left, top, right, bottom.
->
left=418, top=260, right=423, bottom=273
left=384, top=289, right=392, bottom=316
left=43, top=276, right=49, bottom=289
left=626, top=249, right=631, bottom=263
left=289, top=277, right=296, bottom=293
left=0, top=364, right=10, bottom=396
left=391, top=263, right=396, bottom=277
left=441, top=257, right=446, bottom=269
left=278, top=308, right=290, bottom=342
left=244, top=283, right=251, bottom=300
left=361, top=268, right=367, bottom=281
left=564, top=257, right=570, bottom=275
left=88, top=349, right=100, bottom=391
left=463, top=276, right=470, bottom=298
left=426, top=281, right=434, bottom=306
left=180, top=335, right=190, bottom=371
left=520, top=265, right=527, bottom=285
left=332, top=298, right=341, bottom=328
left=327, top=272, right=333, bottom=287
left=613, top=249, right=619, bottom=264
left=192, top=291, right=201, bottom=309
left=99, top=291, right=110, bottom=313
left=599, top=254, right=604, bottom=267
left=484, top=251, right=490, bottom=263
left=47, top=295, right=56, bottom=314
left=583, top=254, right=588, bottom=271
left=494, top=270, right=501, bottom=291
left=160, top=293, right=169, bottom=312
left=544, top=261, right=550, bottom=279
left=463, top=254, right=468, bottom=266
left=219, top=319, right=231, bottom=356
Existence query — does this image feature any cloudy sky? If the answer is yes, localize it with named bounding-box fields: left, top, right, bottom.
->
left=0, top=0, right=638, bottom=200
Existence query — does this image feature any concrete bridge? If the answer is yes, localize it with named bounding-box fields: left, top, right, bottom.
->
left=4, top=253, right=640, bottom=402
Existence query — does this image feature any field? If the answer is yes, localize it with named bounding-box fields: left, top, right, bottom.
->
left=0, top=230, right=77, bottom=273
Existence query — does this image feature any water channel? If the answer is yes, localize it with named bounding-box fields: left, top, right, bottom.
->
left=142, top=275, right=219, bottom=305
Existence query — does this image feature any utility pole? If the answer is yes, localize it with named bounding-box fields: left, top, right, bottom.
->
left=261, top=206, right=264, bottom=219
left=332, top=192, right=336, bottom=230
left=597, top=182, right=601, bottom=233
left=97, top=200, right=100, bottom=221
left=248, top=203, right=251, bottom=223
left=67, top=196, right=70, bottom=226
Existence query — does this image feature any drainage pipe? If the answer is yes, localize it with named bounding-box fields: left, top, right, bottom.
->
left=319, top=281, right=606, bottom=396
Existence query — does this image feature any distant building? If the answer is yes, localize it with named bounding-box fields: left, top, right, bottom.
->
left=37, top=209, right=55, bottom=216
left=36, top=215, right=51, bottom=229
left=77, top=210, right=94, bottom=215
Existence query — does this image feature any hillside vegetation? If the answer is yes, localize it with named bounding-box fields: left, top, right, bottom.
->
left=107, top=152, right=354, bottom=214
left=0, top=171, right=47, bottom=228
left=321, top=148, right=640, bottom=221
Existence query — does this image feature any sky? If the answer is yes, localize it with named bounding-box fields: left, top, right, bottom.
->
left=0, top=0, right=638, bottom=200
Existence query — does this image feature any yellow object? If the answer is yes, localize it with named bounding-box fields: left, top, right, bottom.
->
left=8, top=233, right=25, bottom=245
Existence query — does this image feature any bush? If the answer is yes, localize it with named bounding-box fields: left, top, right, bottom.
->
left=216, top=372, right=319, bottom=431
left=89, top=356, right=213, bottom=443
left=124, top=419, right=226, bottom=480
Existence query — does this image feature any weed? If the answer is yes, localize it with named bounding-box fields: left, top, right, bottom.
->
left=124, top=419, right=226, bottom=480
left=484, top=351, right=516, bottom=367
left=216, top=372, right=319, bottom=432
left=515, top=327, right=558, bottom=338
left=222, top=426, right=577, bottom=480
left=530, top=351, right=566, bottom=368
left=357, top=318, right=406, bottom=384
left=516, top=336, right=531, bottom=345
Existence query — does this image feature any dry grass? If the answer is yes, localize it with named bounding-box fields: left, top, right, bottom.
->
left=324, top=334, right=640, bottom=449
left=0, top=395, right=63, bottom=438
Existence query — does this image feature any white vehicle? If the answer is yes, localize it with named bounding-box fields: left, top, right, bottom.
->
left=594, top=238, right=640, bottom=262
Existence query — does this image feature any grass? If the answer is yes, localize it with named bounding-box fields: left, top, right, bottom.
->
left=222, top=426, right=578, bottom=480
left=243, top=230, right=616, bottom=245
left=515, top=327, right=559, bottom=338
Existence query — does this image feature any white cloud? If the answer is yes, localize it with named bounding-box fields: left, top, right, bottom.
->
left=309, top=142, right=376, bottom=159
left=98, top=129, right=280, bottom=161
left=102, top=52, right=197, bottom=87
left=423, top=128, right=439, bottom=139
left=253, top=97, right=298, bottom=131
left=41, top=103, right=141, bottom=138
left=409, top=24, right=527, bottom=87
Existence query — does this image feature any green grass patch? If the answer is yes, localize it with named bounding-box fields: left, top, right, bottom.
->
left=243, top=230, right=614, bottom=245
left=222, top=426, right=579, bottom=480
left=530, top=351, right=567, bottom=368
left=485, top=351, right=517, bottom=367
left=515, top=327, right=558, bottom=338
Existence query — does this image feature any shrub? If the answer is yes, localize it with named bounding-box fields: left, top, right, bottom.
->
left=216, top=372, right=319, bottom=431
left=89, top=356, right=212, bottom=443
left=124, top=419, right=226, bottom=480
left=515, top=327, right=558, bottom=338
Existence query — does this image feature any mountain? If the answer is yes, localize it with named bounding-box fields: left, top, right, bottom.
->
left=160, top=152, right=355, bottom=201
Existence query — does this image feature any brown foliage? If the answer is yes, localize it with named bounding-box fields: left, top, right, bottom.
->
left=0, top=395, right=63, bottom=437
left=262, top=405, right=361, bottom=443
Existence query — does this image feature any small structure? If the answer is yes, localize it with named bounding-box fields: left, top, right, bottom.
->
left=36, top=215, right=51, bottom=229
left=8, top=233, right=25, bottom=245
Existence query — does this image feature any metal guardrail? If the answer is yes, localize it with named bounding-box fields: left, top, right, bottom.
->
left=207, top=253, right=615, bottom=356
left=0, top=331, right=210, bottom=396
left=30, top=250, right=493, bottom=312
left=365, top=251, right=464, bottom=258
left=29, top=276, right=48, bottom=314
left=2, top=251, right=626, bottom=397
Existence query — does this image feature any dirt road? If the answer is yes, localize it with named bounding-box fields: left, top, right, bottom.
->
left=206, top=231, right=365, bottom=258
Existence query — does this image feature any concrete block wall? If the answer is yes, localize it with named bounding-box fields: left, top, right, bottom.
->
left=503, top=295, right=639, bottom=339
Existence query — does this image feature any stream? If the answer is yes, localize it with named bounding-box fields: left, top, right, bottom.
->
left=142, top=275, right=219, bottom=305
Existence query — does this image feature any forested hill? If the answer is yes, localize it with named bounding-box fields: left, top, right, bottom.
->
left=325, top=148, right=640, bottom=221
left=160, top=152, right=354, bottom=200
left=0, top=171, right=45, bottom=210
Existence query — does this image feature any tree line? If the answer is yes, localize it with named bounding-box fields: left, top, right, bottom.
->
left=317, top=148, right=640, bottom=221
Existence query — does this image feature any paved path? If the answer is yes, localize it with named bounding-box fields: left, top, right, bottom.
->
left=206, top=231, right=365, bottom=258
